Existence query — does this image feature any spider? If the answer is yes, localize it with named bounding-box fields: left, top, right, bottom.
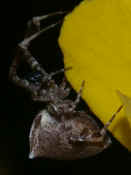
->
left=9, top=11, right=123, bottom=160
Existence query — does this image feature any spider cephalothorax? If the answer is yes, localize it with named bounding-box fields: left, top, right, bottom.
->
left=9, top=11, right=123, bottom=160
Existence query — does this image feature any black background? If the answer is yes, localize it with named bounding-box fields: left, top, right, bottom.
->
left=5, top=0, right=131, bottom=175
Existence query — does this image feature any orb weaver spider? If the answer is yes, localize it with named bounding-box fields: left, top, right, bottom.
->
left=9, top=11, right=123, bottom=160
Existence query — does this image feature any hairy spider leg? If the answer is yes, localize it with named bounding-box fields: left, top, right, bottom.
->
left=25, top=11, right=67, bottom=38
left=69, top=80, right=85, bottom=111
left=100, top=105, right=123, bottom=136
left=69, top=95, right=123, bottom=145
left=59, top=76, right=71, bottom=97
left=49, top=67, right=72, bottom=79
left=9, top=11, right=66, bottom=96
left=47, top=67, right=72, bottom=98
left=85, top=105, right=124, bottom=144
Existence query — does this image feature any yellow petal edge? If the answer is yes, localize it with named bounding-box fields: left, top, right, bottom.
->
left=59, top=0, right=131, bottom=151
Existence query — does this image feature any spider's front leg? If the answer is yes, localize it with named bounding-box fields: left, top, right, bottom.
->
left=9, top=11, right=67, bottom=97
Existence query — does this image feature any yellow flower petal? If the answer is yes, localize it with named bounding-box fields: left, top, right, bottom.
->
left=59, top=0, right=131, bottom=151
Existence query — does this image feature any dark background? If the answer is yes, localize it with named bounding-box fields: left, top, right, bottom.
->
left=5, top=0, right=130, bottom=175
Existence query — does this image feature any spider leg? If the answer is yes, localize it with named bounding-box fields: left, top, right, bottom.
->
left=25, top=11, right=67, bottom=38
left=70, top=101, right=123, bottom=146
left=9, top=25, right=56, bottom=95
left=100, top=105, right=123, bottom=137
left=69, top=80, right=85, bottom=111
left=59, top=77, right=71, bottom=98
left=9, top=11, right=66, bottom=96
left=9, top=53, right=38, bottom=96
left=18, top=21, right=60, bottom=73
left=82, top=105, right=123, bottom=144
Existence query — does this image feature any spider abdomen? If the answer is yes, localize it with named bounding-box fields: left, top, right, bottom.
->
left=29, top=110, right=111, bottom=160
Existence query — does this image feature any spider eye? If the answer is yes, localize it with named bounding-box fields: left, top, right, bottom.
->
left=26, top=71, right=43, bottom=83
